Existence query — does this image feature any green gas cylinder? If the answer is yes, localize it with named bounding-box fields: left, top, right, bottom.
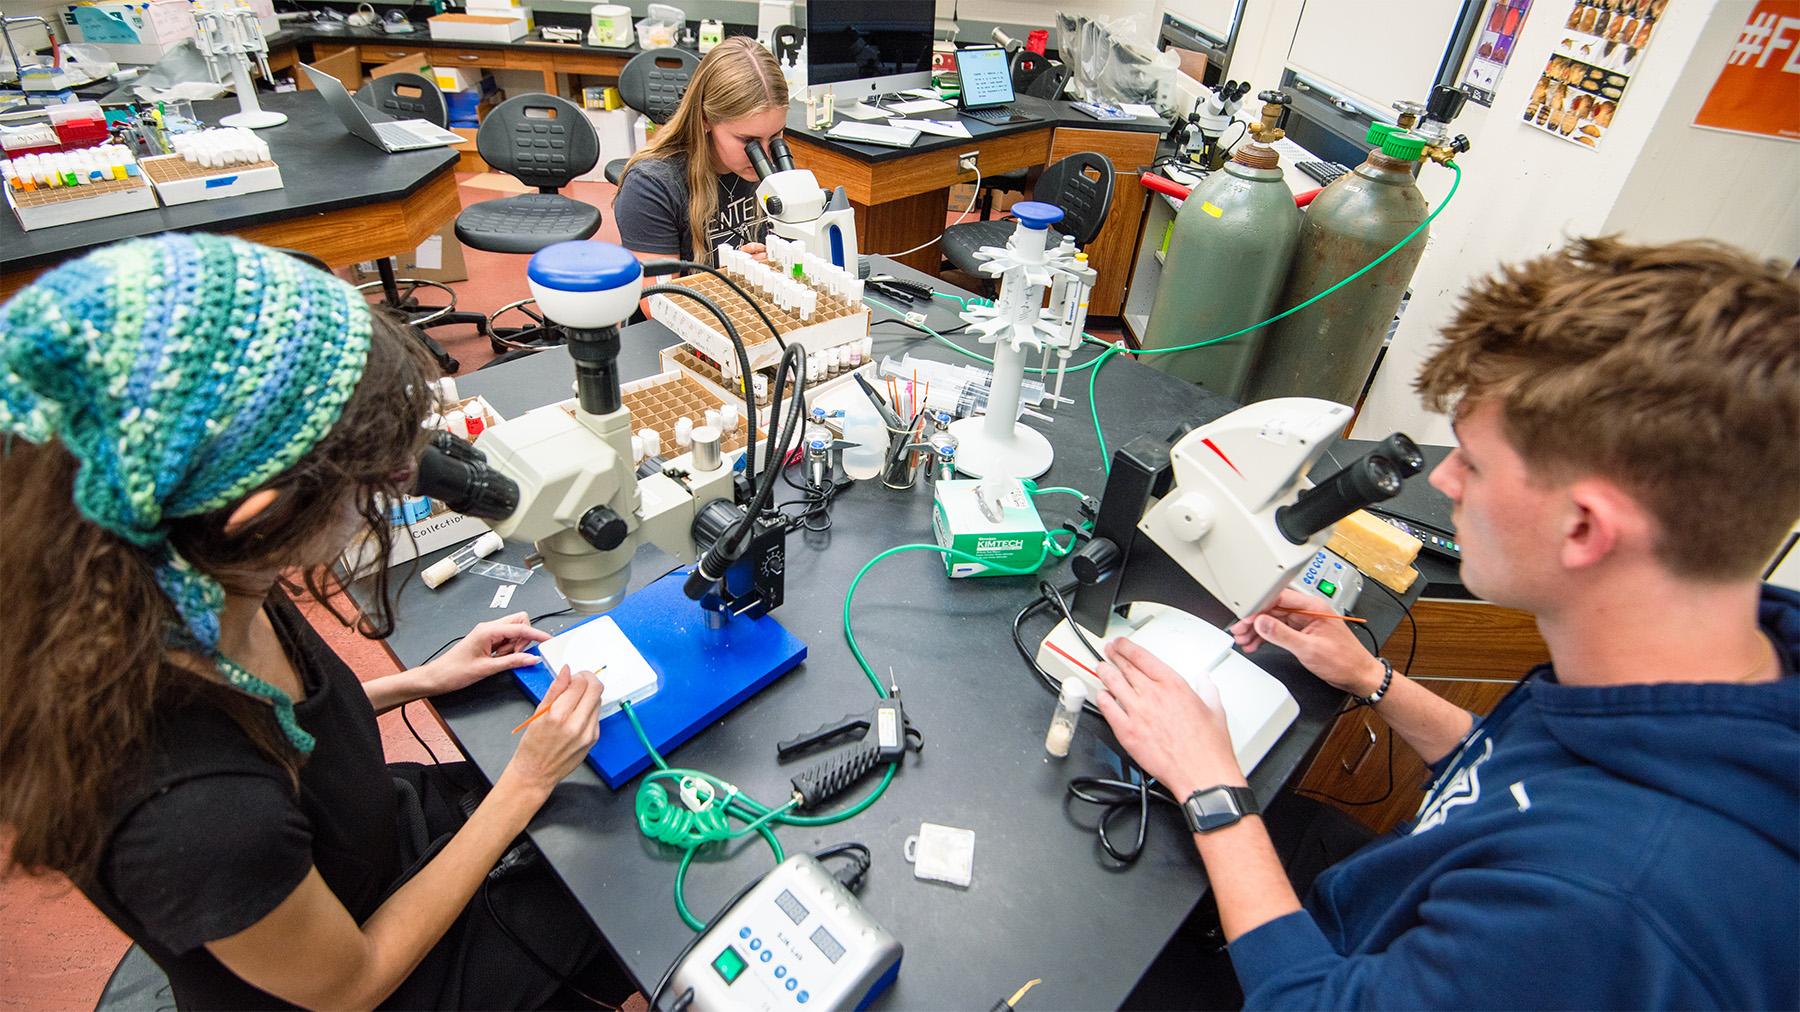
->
left=1245, top=125, right=1431, bottom=406
left=1141, top=92, right=1300, bottom=400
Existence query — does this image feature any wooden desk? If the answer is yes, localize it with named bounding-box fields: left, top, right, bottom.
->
left=782, top=96, right=1167, bottom=314
left=0, top=91, right=460, bottom=301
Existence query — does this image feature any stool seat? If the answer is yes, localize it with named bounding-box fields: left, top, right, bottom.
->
left=604, top=157, right=627, bottom=185
left=454, top=193, right=601, bottom=255
left=940, top=219, right=1015, bottom=277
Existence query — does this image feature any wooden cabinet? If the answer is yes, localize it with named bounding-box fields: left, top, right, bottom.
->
left=1292, top=598, right=1550, bottom=834
left=360, top=44, right=429, bottom=65
left=1047, top=127, right=1158, bottom=318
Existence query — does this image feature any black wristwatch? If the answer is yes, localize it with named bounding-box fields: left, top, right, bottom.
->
left=1181, top=785, right=1261, bottom=834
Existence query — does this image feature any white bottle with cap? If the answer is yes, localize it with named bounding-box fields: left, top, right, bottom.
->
left=1045, top=676, right=1089, bottom=757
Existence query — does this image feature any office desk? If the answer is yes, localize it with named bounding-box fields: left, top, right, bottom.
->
left=349, top=257, right=1414, bottom=1008
left=782, top=96, right=1167, bottom=315
left=0, top=91, right=459, bottom=301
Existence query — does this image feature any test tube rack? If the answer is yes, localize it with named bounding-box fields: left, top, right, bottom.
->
left=661, top=343, right=873, bottom=418
left=616, top=371, right=750, bottom=459
left=3, top=157, right=156, bottom=230
left=140, top=153, right=283, bottom=205
left=646, top=267, right=869, bottom=377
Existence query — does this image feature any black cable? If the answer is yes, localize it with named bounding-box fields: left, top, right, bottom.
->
left=482, top=878, right=619, bottom=1009
left=399, top=704, right=443, bottom=764
left=646, top=259, right=787, bottom=350
left=639, top=284, right=761, bottom=487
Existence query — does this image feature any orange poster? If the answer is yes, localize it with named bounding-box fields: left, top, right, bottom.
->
left=1693, top=0, right=1800, bottom=141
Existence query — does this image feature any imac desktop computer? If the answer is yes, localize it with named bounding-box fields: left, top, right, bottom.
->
left=806, top=0, right=936, bottom=106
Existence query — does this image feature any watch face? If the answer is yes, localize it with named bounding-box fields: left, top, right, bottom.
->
left=1185, top=787, right=1252, bottom=833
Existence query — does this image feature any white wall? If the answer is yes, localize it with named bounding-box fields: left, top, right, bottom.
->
left=1352, top=0, right=1800, bottom=443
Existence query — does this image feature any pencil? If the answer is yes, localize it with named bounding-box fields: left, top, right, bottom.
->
left=512, top=665, right=606, bottom=733
left=1285, top=609, right=1368, bottom=624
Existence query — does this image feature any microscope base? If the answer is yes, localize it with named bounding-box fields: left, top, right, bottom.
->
left=1034, top=602, right=1298, bottom=775
left=948, top=416, right=1052, bottom=479
left=514, top=569, right=807, bottom=788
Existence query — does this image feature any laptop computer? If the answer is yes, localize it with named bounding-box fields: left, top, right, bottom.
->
left=953, top=47, right=1035, bottom=125
left=300, top=63, right=464, bottom=152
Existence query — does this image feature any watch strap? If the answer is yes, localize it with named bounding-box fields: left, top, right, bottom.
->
left=1181, top=784, right=1261, bottom=834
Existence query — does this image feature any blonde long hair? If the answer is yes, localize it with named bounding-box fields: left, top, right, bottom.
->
left=621, top=37, right=787, bottom=263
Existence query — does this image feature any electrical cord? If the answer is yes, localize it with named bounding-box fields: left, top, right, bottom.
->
left=873, top=163, right=982, bottom=258
left=774, top=455, right=848, bottom=532
left=640, top=284, right=762, bottom=487
left=1087, top=160, right=1466, bottom=471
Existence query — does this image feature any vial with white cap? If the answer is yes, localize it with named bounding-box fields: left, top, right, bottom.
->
left=1045, top=677, right=1089, bottom=758
left=422, top=531, right=505, bottom=589
left=638, top=427, right=661, bottom=457
left=674, top=416, right=694, bottom=447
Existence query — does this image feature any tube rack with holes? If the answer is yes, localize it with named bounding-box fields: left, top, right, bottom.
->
left=646, top=260, right=869, bottom=376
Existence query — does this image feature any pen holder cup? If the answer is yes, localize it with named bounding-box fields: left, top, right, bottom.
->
left=881, top=422, right=919, bottom=491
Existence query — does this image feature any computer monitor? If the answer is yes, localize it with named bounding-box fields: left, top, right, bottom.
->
left=806, top=0, right=935, bottom=103
left=954, top=47, right=1014, bottom=110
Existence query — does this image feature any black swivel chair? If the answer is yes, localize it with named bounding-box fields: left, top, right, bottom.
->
left=453, top=93, right=603, bottom=352
left=974, top=53, right=1072, bottom=220
left=942, top=151, right=1114, bottom=293
left=350, top=72, right=488, bottom=373
left=602, top=47, right=702, bottom=185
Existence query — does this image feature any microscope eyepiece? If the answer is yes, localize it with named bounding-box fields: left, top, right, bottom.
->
left=1275, top=452, right=1404, bottom=545
left=744, top=139, right=775, bottom=181
left=767, top=136, right=796, bottom=172
left=414, top=434, right=520, bottom=521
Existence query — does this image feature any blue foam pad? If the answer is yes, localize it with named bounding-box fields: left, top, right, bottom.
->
left=514, top=570, right=807, bottom=788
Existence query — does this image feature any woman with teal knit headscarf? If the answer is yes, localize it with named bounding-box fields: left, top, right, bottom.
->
left=0, top=235, right=628, bottom=1009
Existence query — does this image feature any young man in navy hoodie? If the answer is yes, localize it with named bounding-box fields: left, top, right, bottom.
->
left=1094, top=237, right=1799, bottom=1009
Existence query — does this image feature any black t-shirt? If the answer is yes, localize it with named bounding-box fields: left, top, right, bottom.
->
left=615, top=153, right=767, bottom=262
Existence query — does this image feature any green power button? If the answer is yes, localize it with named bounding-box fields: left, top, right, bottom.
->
left=712, top=946, right=747, bottom=983
left=1318, top=580, right=1337, bottom=597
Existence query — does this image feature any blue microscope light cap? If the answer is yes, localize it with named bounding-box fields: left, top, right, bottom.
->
left=528, top=241, right=642, bottom=292
left=1012, top=201, right=1065, bottom=230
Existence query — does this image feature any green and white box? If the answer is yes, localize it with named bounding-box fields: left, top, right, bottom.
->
left=933, top=478, right=1047, bottom=578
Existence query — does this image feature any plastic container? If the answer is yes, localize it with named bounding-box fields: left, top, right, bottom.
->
left=1045, top=676, right=1088, bottom=757
left=634, top=3, right=683, bottom=50
left=840, top=394, right=887, bottom=481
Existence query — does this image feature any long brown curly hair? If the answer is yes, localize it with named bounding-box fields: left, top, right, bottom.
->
left=0, top=310, right=439, bottom=881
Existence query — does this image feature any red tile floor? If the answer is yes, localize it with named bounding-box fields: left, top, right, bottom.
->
left=0, top=173, right=1123, bottom=1009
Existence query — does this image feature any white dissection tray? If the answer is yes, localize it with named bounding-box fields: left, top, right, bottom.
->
left=534, top=615, right=661, bottom=719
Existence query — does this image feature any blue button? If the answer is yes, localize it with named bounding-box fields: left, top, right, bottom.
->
left=798, top=992, right=809, bottom=1004
left=739, top=927, right=751, bottom=939
left=749, top=938, right=762, bottom=951
left=786, top=978, right=798, bottom=991
left=775, top=966, right=787, bottom=979
left=760, top=950, right=773, bottom=963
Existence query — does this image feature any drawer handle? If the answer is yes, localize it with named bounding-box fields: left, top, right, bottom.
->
left=386, top=50, right=408, bottom=57
left=459, top=54, right=481, bottom=61
left=1330, top=97, right=1361, bottom=115
left=1340, top=721, right=1378, bottom=774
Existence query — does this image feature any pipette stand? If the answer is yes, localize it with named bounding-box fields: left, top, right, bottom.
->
left=950, top=201, right=1091, bottom=479
left=195, top=0, right=286, bottom=129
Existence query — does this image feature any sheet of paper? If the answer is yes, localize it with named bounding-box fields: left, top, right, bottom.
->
left=1120, top=102, right=1161, bottom=118
left=534, top=615, right=660, bottom=718
left=888, top=97, right=952, bottom=113
left=898, top=117, right=971, bottom=138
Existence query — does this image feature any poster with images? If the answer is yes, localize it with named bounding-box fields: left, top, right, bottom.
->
left=1522, top=0, right=1671, bottom=148
left=1464, top=0, right=1536, bottom=105
left=1692, top=0, right=1800, bottom=142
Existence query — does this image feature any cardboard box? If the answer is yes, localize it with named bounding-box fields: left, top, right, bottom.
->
left=352, top=220, right=468, bottom=285
left=932, top=478, right=1048, bottom=577
left=428, top=12, right=530, bottom=43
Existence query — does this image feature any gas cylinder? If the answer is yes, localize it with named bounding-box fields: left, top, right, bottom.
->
left=1246, top=125, right=1431, bottom=406
left=1140, top=91, right=1301, bottom=401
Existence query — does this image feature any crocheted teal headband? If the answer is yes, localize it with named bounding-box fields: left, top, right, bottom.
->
left=1, top=234, right=375, bottom=755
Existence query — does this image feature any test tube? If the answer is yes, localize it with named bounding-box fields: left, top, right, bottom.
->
left=721, top=403, right=740, bottom=431
left=421, top=531, right=505, bottom=589
left=675, top=416, right=694, bottom=447
left=638, top=427, right=661, bottom=457
left=1045, top=677, right=1089, bottom=758
left=443, top=410, right=470, bottom=439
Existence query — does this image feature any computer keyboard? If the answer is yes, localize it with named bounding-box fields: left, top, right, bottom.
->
left=376, top=121, right=453, bottom=145
left=825, top=120, right=921, bottom=147
left=962, top=106, right=1019, bottom=124
left=1297, top=160, right=1351, bottom=185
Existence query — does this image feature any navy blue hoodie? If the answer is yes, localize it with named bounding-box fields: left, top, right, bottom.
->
left=1230, top=585, right=1800, bottom=1009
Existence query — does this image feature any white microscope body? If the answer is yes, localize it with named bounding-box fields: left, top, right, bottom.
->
left=429, top=242, right=738, bottom=613
left=748, top=137, right=859, bottom=271
left=952, top=200, right=1095, bottom=479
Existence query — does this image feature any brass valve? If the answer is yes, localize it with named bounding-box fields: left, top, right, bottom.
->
left=1423, top=133, right=1472, bottom=165
left=1249, top=89, right=1290, bottom=144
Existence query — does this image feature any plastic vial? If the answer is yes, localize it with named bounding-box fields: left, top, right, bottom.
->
left=721, top=404, right=740, bottom=431
left=675, top=416, right=694, bottom=447
left=638, top=427, right=661, bottom=457
left=1045, top=677, right=1089, bottom=758
left=422, top=531, right=504, bottom=589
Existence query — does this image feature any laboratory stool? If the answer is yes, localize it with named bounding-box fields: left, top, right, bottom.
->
left=351, top=72, right=489, bottom=373
left=603, top=48, right=701, bottom=185
left=452, top=93, right=603, bottom=353
left=943, top=150, right=1114, bottom=295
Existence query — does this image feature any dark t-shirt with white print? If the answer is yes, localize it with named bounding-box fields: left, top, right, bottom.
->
left=615, top=153, right=767, bottom=263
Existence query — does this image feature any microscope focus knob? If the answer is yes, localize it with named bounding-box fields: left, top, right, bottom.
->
left=1163, top=491, right=1216, bottom=541
left=1071, top=537, right=1122, bottom=586
left=578, top=505, right=630, bottom=551
left=765, top=194, right=784, bottom=216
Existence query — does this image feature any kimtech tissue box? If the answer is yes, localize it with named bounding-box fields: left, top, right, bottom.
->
left=932, top=478, right=1048, bottom=578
